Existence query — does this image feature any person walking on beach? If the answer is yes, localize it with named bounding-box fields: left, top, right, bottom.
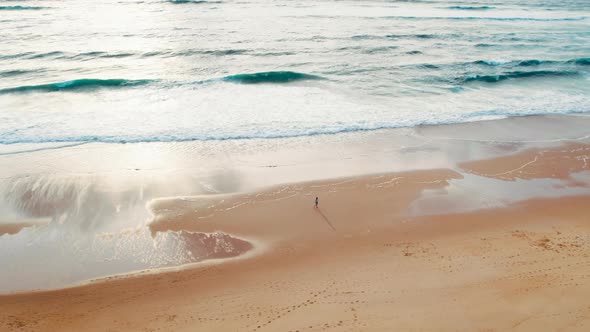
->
left=315, top=196, right=319, bottom=208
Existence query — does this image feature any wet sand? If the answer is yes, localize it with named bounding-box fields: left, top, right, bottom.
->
left=0, top=220, right=48, bottom=236
left=460, top=142, right=590, bottom=181
left=0, top=223, right=34, bottom=236
left=1, top=135, right=590, bottom=331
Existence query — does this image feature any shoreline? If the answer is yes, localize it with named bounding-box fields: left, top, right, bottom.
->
left=1, top=113, right=590, bottom=148
left=0, top=115, right=589, bottom=211
left=1, top=134, right=590, bottom=292
left=1, top=115, right=590, bottom=331
left=0, top=231, right=266, bottom=297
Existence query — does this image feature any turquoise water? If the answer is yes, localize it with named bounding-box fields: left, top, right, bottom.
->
left=0, top=0, right=589, bottom=144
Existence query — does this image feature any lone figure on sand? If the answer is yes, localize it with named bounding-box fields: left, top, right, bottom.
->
left=315, top=196, right=319, bottom=208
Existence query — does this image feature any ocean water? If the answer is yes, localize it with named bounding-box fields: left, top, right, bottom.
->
left=1, top=0, right=590, bottom=292
left=0, top=0, right=589, bottom=144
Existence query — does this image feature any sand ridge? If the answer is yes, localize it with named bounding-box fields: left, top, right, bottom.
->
left=459, top=142, right=590, bottom=181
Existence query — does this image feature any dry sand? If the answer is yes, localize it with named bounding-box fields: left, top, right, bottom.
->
left=1, top=142, right=590, bottom=331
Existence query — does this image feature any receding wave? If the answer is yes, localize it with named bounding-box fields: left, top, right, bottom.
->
left=445, top=6, right=495, bottom=10
left=471, top=58, right=590, bottom=67
left=387, top=15, right=588, bottom=22
left=202, top=49, right=246, bottom=55
left=0, top=6, right=44, bottom=10
left=169, top=0, right=222, bottom=3
left=222, top=71, right=323, bottom=84
left=403, top=58, right=590, bottom=73
left=386, top=33, right=438, bottom=39
left=0, top=51, right=63, bottom=60
left=254, top=51, right=296, bottom=56
left=364, top=46, right=399, bottom=54
left=472, top=59, right=555, bottom=67
left=0, top=69, right=36, bottom=78
left=74, top=51, right=135, bottom=59
left=514, top=60, right=550, bottom=67
left=353, top=33, right=460, bottom=41
left=0, top=79, right=153, bottom=94
left=5, top=49, right=254, bottom=61
left=570, top=58, right=590, bottom=66
left=463, top=70, right=580, bottom=83
left=144, top=49, right=248, bottom=57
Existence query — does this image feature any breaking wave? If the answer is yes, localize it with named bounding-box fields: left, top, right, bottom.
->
left=0, top=6, right=44, bottom=10
left=221, top=71, right=323, bottom=84
left=445, top=6, right=495, bottom=10
left=0, top=79, right=153, bottom=94
left=463, top=70, right=581, bottom=83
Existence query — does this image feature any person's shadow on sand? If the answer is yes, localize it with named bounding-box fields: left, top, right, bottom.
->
left=316, top=208, right=336, bottom=231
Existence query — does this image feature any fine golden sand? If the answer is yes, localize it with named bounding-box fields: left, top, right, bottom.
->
left=1, top=141, right=589, bottom=331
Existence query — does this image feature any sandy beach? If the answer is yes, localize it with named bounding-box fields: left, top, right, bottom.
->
left=1, top=119, right=589, bottom=331
left=2, top=0, right=589, bottom=329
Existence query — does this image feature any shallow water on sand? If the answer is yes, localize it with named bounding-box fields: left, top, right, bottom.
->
left=1, top=116, right=589, bottom=292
